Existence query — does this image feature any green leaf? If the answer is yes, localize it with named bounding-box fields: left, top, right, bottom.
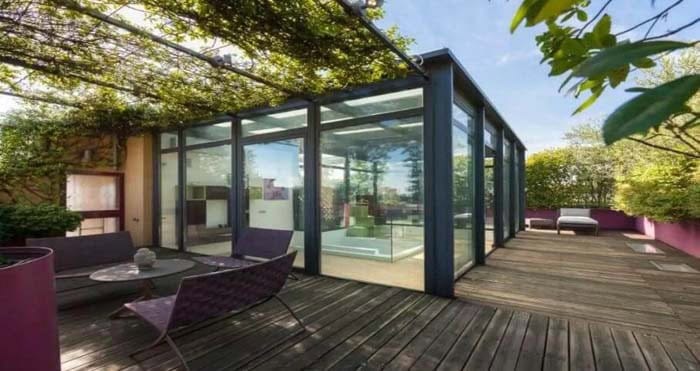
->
left=592, top=14, right=611, bottom=41
left=608, top=64, right=630, bottom=88
left=574, top=41, right=692, bottom=78
left=531, top=0, right=580, bottom=25
left=576, top=10, right=588, bottom=21
left=511, top=0, right=539, bottom=33
left=631, top=57, right=656, bottom=69
left=625, top=87, right=650, bottom=93
left=602, top=75, right=700, bottom=144
left=573, top=86, right=604, bottom=114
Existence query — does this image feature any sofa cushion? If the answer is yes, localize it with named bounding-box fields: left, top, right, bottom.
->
left=559, top=208, right=591, bottom=217
left=557, top=216, right=598, bottom=226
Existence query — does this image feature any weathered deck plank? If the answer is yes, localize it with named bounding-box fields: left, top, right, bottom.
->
left=57, top=232, right=700, bottom=370
left=457, top=230, right=700, bottom=336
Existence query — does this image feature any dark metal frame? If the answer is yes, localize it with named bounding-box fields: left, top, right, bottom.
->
left=150, top=51, right=528, bottom=297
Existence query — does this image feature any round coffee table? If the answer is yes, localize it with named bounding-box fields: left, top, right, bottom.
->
left=90, top=259, right=195, bottom=319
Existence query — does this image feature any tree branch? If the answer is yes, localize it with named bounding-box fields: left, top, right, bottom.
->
left=616, top=0, right=684, bottom=37
left=643, top=17, right=700, bottom=41
left=625, top=137, right=700, bottom=158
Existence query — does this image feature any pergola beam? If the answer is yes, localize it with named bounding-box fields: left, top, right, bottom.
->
left=51, top=0, right=298, bottom=96
left=334, top=0, right=427, bottom=78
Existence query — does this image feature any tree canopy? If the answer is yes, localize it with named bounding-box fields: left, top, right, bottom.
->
left=509, top=0, right=699, bottom=147
left=0, top=0, right=413, bottom=132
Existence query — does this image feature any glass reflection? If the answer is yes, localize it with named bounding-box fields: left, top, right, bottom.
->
left=184, top=145, right=232, bottom=255
left=244, top=139, right=304, bottom=268
left=320, top=115, right=425, bottom=291
left=453, top=103, right=475, bottom=274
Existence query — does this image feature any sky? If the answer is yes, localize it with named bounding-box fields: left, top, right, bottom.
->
left=377, top=0, right=700, bottom=153
left=1, top=0, right=698, bottom=154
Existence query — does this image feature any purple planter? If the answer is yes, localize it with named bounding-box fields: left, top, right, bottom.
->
left=636, top=217, right=700, bottom=258
left=0, top=247, right=60, bottom=371
left=525, top=208, right=636, bottom=230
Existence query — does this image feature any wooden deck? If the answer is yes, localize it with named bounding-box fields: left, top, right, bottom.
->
left=58, top=243, right=700, bottom=370
left=457, top=229, right=700, bottom=336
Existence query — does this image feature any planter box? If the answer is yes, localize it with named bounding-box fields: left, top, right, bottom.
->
left=636, top=217, right=700, bottom=258
left=0, top=247, right=60, bottom=371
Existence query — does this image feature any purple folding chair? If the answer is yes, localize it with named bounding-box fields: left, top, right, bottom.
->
left=125, top=251, right=301, bottom=371
left=192, top=228, right=295, bottom=277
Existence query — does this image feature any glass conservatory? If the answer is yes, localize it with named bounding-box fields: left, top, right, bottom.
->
left=153, top=49, right=526, bottom=297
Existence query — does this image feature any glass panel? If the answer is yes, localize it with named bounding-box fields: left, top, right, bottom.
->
left=160, top=152, right=179, bottom=249
left=453, top=103, right=475, bottom=275
left=185, top=121, right=231, bottom=145
left=485, top=125, right=496, bottom=254
left=185, top=145, right=232, bottom=255
left=321, top=88, right=423, bottom=124
left=503, top=139, right=512, bottom=239
left=241, top=108, right=307, bottom=137
left=66, top=217, right=118, bottom=237
left=160, top=131, right=178, bottom=150
left=244, top=139, right=304, bottom=268
left=66, top=174, right=118, bottom=211
left=320, top=114, right=424, bottom=291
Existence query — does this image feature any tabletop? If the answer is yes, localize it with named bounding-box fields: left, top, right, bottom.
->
left=89, top=259, right=195, bottom=282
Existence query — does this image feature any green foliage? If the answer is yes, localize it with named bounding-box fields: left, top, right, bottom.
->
left=603, top=74, right=700, bottom=144
left=525, top=148, right=579, bottom=208
left=510, top=0, right=699, bottom=145
left=614, top=159, right=700, bottom=222
left=0, top=0, right=412, bottom=132
left=0, top=203, right=82, bottom=241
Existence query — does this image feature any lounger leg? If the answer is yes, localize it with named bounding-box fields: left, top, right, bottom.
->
left=274, top=295, right=305, bottom=330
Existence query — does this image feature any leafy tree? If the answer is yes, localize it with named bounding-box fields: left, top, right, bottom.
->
left=614, top=158, right=700, bottom=222
left=525, top=148, right=578, bottom=208
left=510, top=0, right=699, bottom=148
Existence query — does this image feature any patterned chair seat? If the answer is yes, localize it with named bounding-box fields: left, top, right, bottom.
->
left=125, top=295, right=176, bottom=332
left=192, top=255, right=257, bottom=269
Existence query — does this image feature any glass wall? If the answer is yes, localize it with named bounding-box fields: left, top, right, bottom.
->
left=159, top=133, right=179, bottom=249
left=243, top=138, right=305, bottom=267
left=484, top=123, right=497, bottom=254
left=320, top=89, right=424, bottom=291
left=452, top=101, right=475, bottom=276
left=503, top=139, right=512, bottom=240
left=157, top=121, right=234, bottom=256
left=184, top=144, right=232, bottom=255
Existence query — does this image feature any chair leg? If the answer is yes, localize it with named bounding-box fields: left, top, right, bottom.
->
left=288, top=273, right=300, bottom=281
left=274, top=295, right=305, bottom=330
left=165, top=335, right=191, bottom=371
left=130, top=333, right=166, bottom=357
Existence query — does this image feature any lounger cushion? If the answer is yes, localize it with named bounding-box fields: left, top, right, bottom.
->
left=125, top=295, right=176, bottom=331
left=559, top=208, right=591, bottom=217
left=557, top=216, right=598, bottom=226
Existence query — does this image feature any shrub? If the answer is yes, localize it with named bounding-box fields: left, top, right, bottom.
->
left=614, top=159, right=700, bottom=223
left=0, top=203, right=82, bottom=242
left=525, top=148, right=578, bottom=209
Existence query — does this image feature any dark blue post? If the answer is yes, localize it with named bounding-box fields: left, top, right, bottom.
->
left=474, top=106, right=486, bottom=264
left=423, top=61, right=454, bottom=297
